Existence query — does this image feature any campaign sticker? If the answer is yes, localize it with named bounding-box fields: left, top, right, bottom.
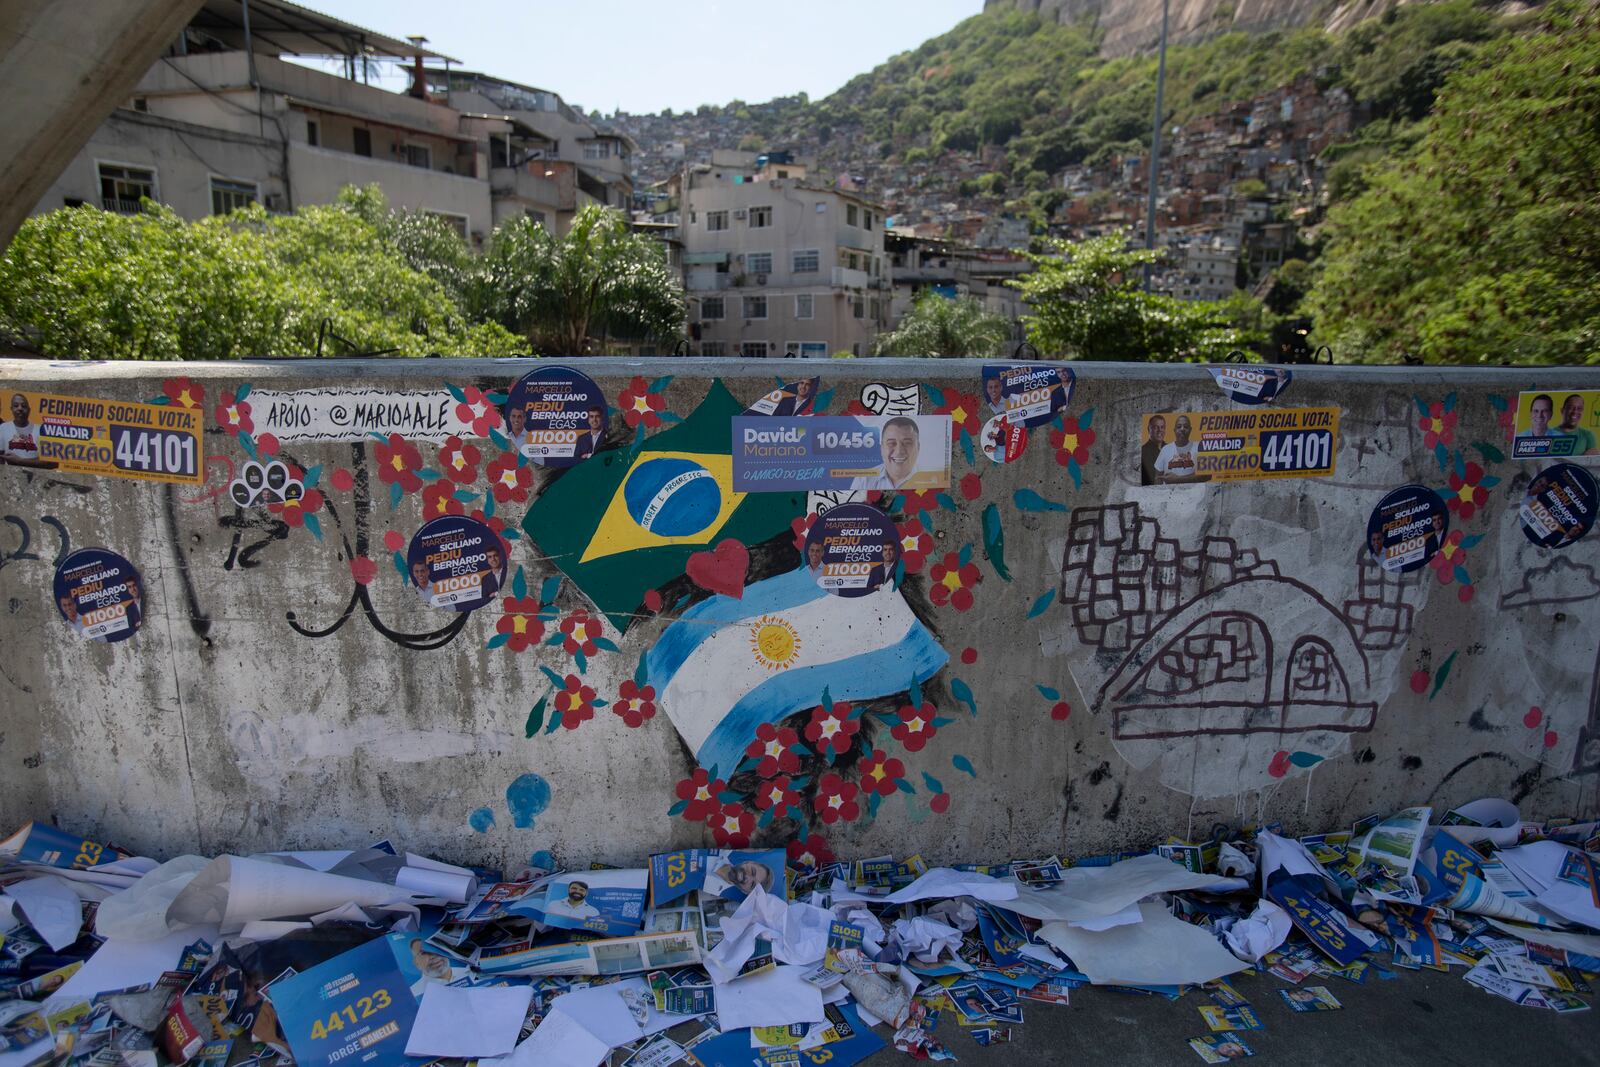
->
left=53, top=547, right=143, bottom=643
left=503, top=366, right=606, bottom=467
left=1208, top=365, right=1292, bottom=405
left=980, top=412, right=1027, bottom=464
left=406, top=516, right=507, bottom=612
left=803, top=503, right=896, bottom=597
left=1520, top=464, right=1597, bottom=549
left=981, top=365, right=1073, bottom=427
left=1366, top=485, right=1449, bottom=573
left=744, top=378, right=819, bottom=416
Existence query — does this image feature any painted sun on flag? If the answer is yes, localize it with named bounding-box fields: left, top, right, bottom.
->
left=647, top=565, right=949, bottom=774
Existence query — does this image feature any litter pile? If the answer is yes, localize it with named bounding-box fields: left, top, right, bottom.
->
left=2, top=799, right=1597, bottom=1067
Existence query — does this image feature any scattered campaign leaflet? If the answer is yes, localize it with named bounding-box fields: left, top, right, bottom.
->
left=649, top=849, right=787, bottom=909
left=0, top=824, right=121, bottom=871
left=536, top=869, right=648, bottom=938
left=732, top=415, right=951, bottom=493
left=266, top=936, right=418, bottom=1067
left=1355, top=806, right=1431, bottom=878
left=1277, top=985, right=1342, bottom=1012
left=475, top=929, right=703, bottom=979
left=1510, top=390, right=1600, bottom=461
left=1190, top=1031, right=1255, bottom=1063
left=1136, top=407, right=1338, bottom=486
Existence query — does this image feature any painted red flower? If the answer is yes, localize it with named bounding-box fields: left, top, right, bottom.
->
left=1428, top=530, right=1467, bottom=585
left=1050, top=417, right=1097, bottom=466
left=930, top=792, right=951, bottom=814
left=804, top=703, right=860, bottom=757
left=256, top=432, right=280, bottom=457
left=618, top=376, right=666, bottom=429
left=331, top=468, right=354, bottom=492
left=1419, top=401, right=1456, bottom=450
left=707, top=803, right=755, bottom=848
left=438, top=436, right=481, bottom=484
left=496, top=596, right=545, bottom=652
left=1497, top=404, right=1515, bottom=443
left=754, top=775, right=800, bottom=813
left=898, top=489, right=943, bottom=518
left=1447, top=462, right=1488, bottom=519
left=214, top=389, right=252, bottom=436
left=791, top=513, right=818, bottom=554
left=674, top=769, right=726, bottom=823
left=928, top=550, right=981, bottom=612
left=559, top=610, right=601, bottom=657
left=266, top=466, right=323, bottom=528
left=163, top=377, right=204, bottom=410
left=374, top=434, right=423, bottom=493
left=349, top=556, right=377, bottom=585
left=858, top=749, right=906, bottom=797
left=787, top=836, right=835, bottom=870
left=813, top=773, right=860, bottom=825
left=890, top=702, right=938, bottom=752
left=485, top=452, right=531, bottom=504
left=959, top=472, right=983, bottom=501
left=613, top=679, right=656, bottom=727
left=744, top=723, right=803, bottom=778
left=454, top=386, right=502, bottom=437
left=421, top=480, right=464, bottom=520
left=469, top=509, right=513, bottom=555
left=553, top=674, right=596, bottom=729
left=936, top=390, right=982, bottom=439
left=896, top=520, right=934, bottom=574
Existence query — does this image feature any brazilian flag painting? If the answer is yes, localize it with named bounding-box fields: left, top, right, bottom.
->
left=522, top=380, right=804, bottom=632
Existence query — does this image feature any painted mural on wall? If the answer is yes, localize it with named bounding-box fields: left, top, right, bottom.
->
left=2, top=365, right=1598, bottom=862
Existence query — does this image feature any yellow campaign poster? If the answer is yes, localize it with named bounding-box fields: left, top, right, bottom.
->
left=0, top=389, right=203, bottom=485
left=1137, top=407, right=1339, bottom=485
left=1511, top=390, right=1600, bottom=461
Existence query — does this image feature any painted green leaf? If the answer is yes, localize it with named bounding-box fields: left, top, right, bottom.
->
left=950, top=678, right=977, bottom=717
left=952, top=755, right=977, bottom=778
left=235, top=383, right=253, bottom=402
left=1078, top=407, right=1094, bottom=430
left=1429, top=649, right=1459, bottom=700
left=894, top=778, right=915, bottom=795
left=982, top=504, right=1011, bottom=582
left=512, top=566, right=528, bottom=601
left=1288, top=751, right=1325, bottom=768
left=545, top=708, right=563, bottom=734
left=1014, top=489, right=1068, bottom=512
left=302, top=514, right=322, bottom=541
left=523, top=695, right=546, bottom=737
left=1036, top=684, right=1061, bottom=701
left=1027, top=587, right=1056, bottom=618
left=538, top=665, right=566, bottom=688
left=486, top=632, right=511, bottom=650
left=922, top=771, right=944, bottom=794
left=668, top=799, right=688, bottom=817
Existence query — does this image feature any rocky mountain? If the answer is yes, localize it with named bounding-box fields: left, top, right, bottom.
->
left=985, top=0, right=1415, bottom=56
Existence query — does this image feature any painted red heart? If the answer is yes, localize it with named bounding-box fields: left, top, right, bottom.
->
left=687, top=539, right=749, bottom=599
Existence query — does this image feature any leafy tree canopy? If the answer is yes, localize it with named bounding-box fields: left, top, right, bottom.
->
left=873, top=292, right=1011, bottom=357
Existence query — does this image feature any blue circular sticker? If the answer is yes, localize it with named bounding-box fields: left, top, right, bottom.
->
left=53, top=548, right=143, bottom=643
left=1520, top=464, right=1597, bottom=549
left=406, top=516, right=508, bottom=612
left=503, top=366, right=607, bottom=467
left=804, top=503, right=896, bottom=597
left=1367, top=485, right=1449, bottom=573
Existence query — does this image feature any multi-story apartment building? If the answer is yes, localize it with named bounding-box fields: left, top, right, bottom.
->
left=31, top=0, right=630, bottom=243
left=673, top=152, right=890, bottom=357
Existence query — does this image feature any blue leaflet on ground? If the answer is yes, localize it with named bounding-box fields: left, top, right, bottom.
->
left=684, top=1003, right=884, bottom=1067
left=649, top=849, right=787, bottom=909
left=267, top=937, right=418, bottom=1067
left=975, top=906, right=1028, bottom=968
left=0, top=822, right=117, bottom=868
left=519, top=869, right=647, bottom=938
left=1262, top=871, right=1370, bottom=966
left=1383, top=905, right=1442, bottom=966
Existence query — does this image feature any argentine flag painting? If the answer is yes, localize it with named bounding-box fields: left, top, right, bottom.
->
left=646, top=565, right=949, bottom=774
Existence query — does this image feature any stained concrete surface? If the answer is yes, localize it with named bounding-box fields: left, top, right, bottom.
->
left=852, top=965, right=1598, bottom=1064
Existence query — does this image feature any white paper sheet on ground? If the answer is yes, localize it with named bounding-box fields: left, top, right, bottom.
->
left=830, top=867, right=1017, bottom=907
left=1486, top=920, right=1600, bottom=957
left=1258, top=831, right=1333, bottom=883
left=266, top=851, right=350, bottom=872
left=845, top=909, right=886, bottom=956
left=1223, top=899, right=1292, bottom=962
left=405, top=853, right=477, bottom=877
left=1536, top=877, right=1600, bottom=931
left=20, top=856, right=158, bottom=893
left=521, top=976, right=701, bottom=1061
left=0, top=895, right=16, bottom=935
left=1000, top=855, right=1246, bottom=925
left=405, top=982, right=532, bottom=1058
left=1444, top=798, right=1521, bottom=846
left=1069, top=903, right=1142, bottom=932
left=485, top=1010, right=610, bottom=1067
left=6, top=875, right=85, bottom=950
left=93, top=855, right=208, bottom=941
left=703, top=887, right=830, bottom=984
left=395, top=866, right=476, bottom=903
left=888, top=917, right=962, bottom=962
left=1017, top=943, right=1068, bottom=971
left=1037, top=902, right=1249, bottom=986
left=714, top=964, right=826, bottom=1030
left=45, top=923, right=222, bottom=1007
left=166, top=855, right=427, bottom=929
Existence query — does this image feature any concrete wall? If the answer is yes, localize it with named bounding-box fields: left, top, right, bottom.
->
left=1, top=357, right=1597, bottom=870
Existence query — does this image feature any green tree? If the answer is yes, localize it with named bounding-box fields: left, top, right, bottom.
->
left=472, top=205, right=685, bottom=354
left=1308, top=5, right=1600, bottom=364
left=335, top=185, right=475, bottom=305
left=0, top=198, right=520, bottom=360
left=1011, top=233, right=1256, bottom=361
left=873, top=293, right=1011, bottom=357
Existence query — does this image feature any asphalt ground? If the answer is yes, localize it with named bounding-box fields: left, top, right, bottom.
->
left=845, top=963, right=1600, bottom=1065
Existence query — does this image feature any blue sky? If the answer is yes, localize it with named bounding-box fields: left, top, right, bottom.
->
left=300, top=1, right=982, bottom=115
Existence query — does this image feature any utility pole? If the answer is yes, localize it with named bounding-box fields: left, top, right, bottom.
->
left=1143, top=0, right=1170, bottom=292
